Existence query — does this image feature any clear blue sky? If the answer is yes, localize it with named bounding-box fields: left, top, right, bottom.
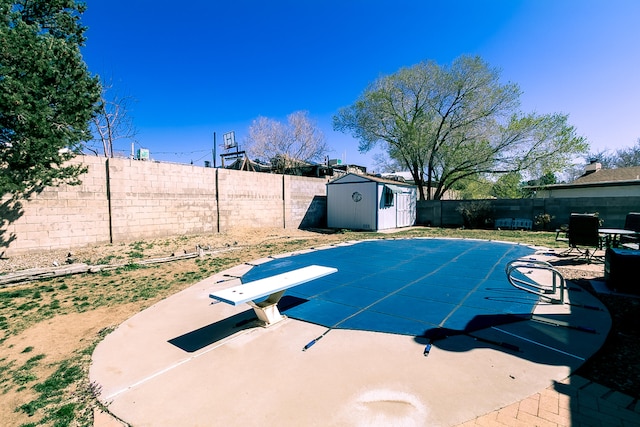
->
left=81, top=0, right=640, bottom=171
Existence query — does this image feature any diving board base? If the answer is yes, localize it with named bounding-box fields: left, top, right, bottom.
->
left=247, top=290, right=287, bottom=327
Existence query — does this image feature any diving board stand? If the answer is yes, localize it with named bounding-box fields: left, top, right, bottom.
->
left=209, top=265, right=337, bottom=327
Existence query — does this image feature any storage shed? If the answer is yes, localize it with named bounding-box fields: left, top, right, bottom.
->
left=327, top=173, right=417, bottom=231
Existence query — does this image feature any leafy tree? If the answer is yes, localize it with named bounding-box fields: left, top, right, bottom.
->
left=490, top=171, right=523, bottom=199
left=452, top=175, right=493, bottom=199
left=521, top=171, right=557, bottom=198
left=245, top=111, right=329, bottom=174
left=333, top=55, right=588, bottom=200
left=456, top=200, right=494, bottom=229
left=0, top=0, right=100, bottom=198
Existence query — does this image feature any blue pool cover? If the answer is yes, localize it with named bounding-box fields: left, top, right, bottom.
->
left=241, top=238, right=538, bottom=338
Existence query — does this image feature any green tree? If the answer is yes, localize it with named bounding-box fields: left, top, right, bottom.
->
left=0, top=0, right=100, bottom=198
left=521, top=171, right=557, bottom=198
left=490, top=171, right=523, bottom=199
left=452, top=175, right=493, bottom=199
left=333, top=55, right=588, bottom=200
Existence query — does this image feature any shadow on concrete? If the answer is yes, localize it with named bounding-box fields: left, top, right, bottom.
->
left=168, top=309, right=257, bottom=353
left=168, top=296, right=309, bottom=353
left=412, top=281, right=609, bottom=372
left=417, top=313, right=528, bottom=351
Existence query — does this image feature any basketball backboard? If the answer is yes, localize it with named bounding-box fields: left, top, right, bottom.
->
left=223, top=131, right=236, bottom=150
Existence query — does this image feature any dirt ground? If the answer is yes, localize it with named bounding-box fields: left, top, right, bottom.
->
left=0, top=227, right=637, bottom=426
left=0, top=228, right=354, bottom=426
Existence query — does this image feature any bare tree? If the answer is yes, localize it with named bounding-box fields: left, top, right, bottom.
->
left=89, top=80, right=138, bottom=158
left=613, top=139, right=640, bottom=167
left=585, top=139, right=640, bottom=169
left=245, top=111, right=329, bottom=174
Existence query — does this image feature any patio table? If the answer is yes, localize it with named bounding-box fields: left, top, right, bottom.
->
left=599, top=228, right=639, bottom=248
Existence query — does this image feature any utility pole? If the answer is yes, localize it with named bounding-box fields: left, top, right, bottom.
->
left=213, top=132, right=216, bottom=168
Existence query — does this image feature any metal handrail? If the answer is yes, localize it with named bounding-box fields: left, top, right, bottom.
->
left=505, top=258, right=565, bottom=305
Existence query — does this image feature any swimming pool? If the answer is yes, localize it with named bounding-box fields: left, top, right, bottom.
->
left=241, top=238, right=538, bottom=338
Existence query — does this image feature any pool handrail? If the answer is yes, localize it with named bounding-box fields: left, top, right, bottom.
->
left=505, top=258, right=565, bottom=305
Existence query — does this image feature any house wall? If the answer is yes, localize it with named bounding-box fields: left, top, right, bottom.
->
left=536, top=183, right=640, bottom=198
left=1, top=156, right=328, bottom=256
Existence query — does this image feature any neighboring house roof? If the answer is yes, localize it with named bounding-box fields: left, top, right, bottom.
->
left=527, top=166, right=640, bottom=189
left=381, top=171, right=413, bottom=183
left=528, top=165, right=640, bottom=196
left=572, top=166, right=640, bottom=185
left=225, top=157, right=273, bottom=172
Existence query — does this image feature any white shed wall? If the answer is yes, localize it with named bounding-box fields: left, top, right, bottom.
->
left=376, top=185, right=395, bottom=230
left=376, top=186, right=417, bottom=230
left=327, top=181, right=378, bottom=230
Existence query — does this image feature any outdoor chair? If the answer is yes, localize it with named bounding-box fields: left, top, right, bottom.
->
left=561, top=213, right=602, bottom=262
left=621, top=212, right=640, bottom=250
left=555, top=225, right=569, bottom=243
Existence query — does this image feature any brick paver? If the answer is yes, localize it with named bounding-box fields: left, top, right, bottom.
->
left=460, top=376, right=640, bottom=427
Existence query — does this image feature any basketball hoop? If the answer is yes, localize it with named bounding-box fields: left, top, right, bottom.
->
left=223, top=131, right=237, bottom=150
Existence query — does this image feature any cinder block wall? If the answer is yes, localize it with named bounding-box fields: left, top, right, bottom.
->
left=1, top=156, right=329, bottom=256
left=285, top=175, right=328, bottom=229
left=2, top=156, right=111, bottom=254
left=418, top=197, right=640, bottom=229
left=107, top=158, right=218, bottom=241
left=217, top=168, right=285, bottom=230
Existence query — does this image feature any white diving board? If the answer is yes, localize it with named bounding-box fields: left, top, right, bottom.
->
left=209, top=265, right=337, bottom=327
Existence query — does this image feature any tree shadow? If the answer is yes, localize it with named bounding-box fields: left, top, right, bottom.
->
left=0, top=198, right=23, bottom=257
left=411, top=281, right=609, bottom=370
left=416, top=313, right=528, bottom=352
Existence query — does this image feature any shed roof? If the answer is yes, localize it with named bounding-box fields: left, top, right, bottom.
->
left=328, top=173, right=416, bottom=188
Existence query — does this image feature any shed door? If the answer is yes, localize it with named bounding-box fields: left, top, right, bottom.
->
left=396, top=193, right=414, bottom=227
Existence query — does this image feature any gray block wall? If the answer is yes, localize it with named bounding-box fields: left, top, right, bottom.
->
left=1, top=156, right=329, bottom=256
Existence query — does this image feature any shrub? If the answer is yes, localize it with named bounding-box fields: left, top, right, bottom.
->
left=456, top=201, right=494, bottom=229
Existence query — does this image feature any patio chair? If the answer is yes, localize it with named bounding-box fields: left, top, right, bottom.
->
left=561, top=213, right=602, bottom=262
left=555, top=225, right=569, bottom=243
left=621, top=212, right=640, bottom=250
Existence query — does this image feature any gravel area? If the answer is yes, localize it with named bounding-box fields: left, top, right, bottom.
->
left=0, top=228, right=318, bottom=275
